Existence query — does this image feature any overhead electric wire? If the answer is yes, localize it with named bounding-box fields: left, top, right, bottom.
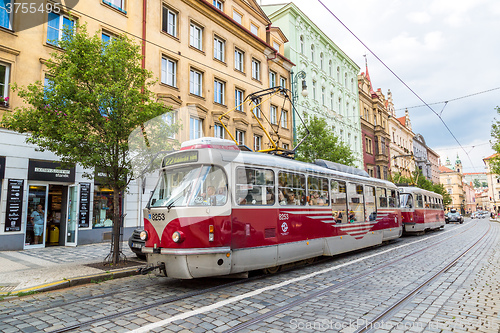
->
left=316, top=0, right=478, bottom=172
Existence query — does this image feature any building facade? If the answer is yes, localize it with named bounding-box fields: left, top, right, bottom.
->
left=413, top=133, right=431, bottom=180
left=0, top=0, right=294, bottom=250
left=262, top=3, right=363, bottom=167
left=389, top=109, right=415, bottom=179
left=483, top=154, right=500, bottom=214
left=439, top=156, right=465, bottom=213
left=357, top=65, right=391, bottom=179
left=427, top=147, right=440, bottom=184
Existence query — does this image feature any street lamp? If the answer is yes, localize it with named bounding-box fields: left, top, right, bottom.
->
left=290, top=70, right=308, bottom=144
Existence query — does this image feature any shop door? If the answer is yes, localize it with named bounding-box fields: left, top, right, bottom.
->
left=25, top=185, right=48, bottom=248
left=65, top=185, right=79, bottom=246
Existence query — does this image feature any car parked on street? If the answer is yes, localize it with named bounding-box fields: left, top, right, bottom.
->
left=445, top=209, right=463, bottom=224
left=128, top=228, right=146, bottom=259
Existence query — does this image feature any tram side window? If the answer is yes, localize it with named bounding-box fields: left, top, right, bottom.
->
left=236, top=167, right=275, bottom=205
left=389, top=190, right=398, bottom=207
left=191, top=165, right=228, bottom=206
left=308, top=176, right=329, bottom=206
left=347, top=183, right=365, bottom=223
left=424, top=195, right=429, bottom=208
left=365, top=186, right=376, bottom=221
left=400, top=193, right=413, bottom=208
left=377, top=187, right=387, bottom=208
left=278, top=171, right=306, bottom=206
left=415, top=194, right=424, bottom=208
left=331, top=180, right=347, bottom=223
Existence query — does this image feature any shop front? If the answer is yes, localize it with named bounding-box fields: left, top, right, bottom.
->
left=23, top=160, right=81, bottom=249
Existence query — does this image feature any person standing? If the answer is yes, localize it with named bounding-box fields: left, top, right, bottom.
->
left=31, top=204, right=45, bottom=244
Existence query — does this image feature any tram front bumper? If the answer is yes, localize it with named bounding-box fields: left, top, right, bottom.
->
left=143, top=247, right=232, bottom=279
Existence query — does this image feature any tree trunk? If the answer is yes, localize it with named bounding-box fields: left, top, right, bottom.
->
left=112, top=185, right=121, bottom=264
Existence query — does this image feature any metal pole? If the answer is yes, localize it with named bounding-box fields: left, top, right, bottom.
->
left=291, top=70, right=306, bottom=145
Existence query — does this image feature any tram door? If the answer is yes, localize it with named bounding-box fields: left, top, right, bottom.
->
left=65, top=185, right=79, bottom=246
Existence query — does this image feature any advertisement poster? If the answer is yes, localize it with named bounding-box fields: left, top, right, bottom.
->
left=5, top=179, right=24, bottom=232
left=78, top=183, right=91, bottom=228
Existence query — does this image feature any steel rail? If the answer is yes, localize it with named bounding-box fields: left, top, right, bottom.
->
left=222, top=222, right=487, bottom=333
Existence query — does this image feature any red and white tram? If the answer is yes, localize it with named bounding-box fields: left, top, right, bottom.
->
left=141, top=138, right=402, bottom=279
left=399, top=186, right=445, bottom=233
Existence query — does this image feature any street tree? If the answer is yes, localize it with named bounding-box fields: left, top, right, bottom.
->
left=490, top=106, right=500, bottom=174
left=1, top=24, right=176, bottom=264
left=295, top=115, right=356, bottom=166
left=391, top=171, right=451, bottom=206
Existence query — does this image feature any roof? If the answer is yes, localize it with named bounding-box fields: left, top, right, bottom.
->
left=397, top=116, right=406, bottom=127
left=439, top=165, right=455, bottom=173
left=483, top=153, right=499, bottom=161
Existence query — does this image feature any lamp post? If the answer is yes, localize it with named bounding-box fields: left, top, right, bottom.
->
left=290, top=70, right=308, bottom=144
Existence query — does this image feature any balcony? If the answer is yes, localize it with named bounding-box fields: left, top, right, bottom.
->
left=375, top=153, right=389, bottom=164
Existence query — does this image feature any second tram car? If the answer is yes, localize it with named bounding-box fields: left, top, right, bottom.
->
left=141, top=138, right=403, bottom=279
left=399, top=186, right=445, bottom=233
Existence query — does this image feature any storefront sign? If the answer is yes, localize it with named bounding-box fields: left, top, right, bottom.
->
left=28, top=160, right=75, bottom=182
left=79, top=183, right=91, bottom=228
left=0, top=156, right=5, bottom=180
left=5, top=179, right=24, bottom=232
left=162, top=151, right=198, bottom=167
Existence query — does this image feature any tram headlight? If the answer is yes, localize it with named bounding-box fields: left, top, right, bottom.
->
left=172, top=231, right=184, bottom=243
left=139, top=230, right=148, bottom=241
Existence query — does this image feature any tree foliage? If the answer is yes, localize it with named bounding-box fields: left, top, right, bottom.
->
left=391, top=170, right=451, bottom=206
left=295, top=115, right=356, bottom=166
left=1, top=24, right=176, bottom=263
left=490, top=106, right=500, bottom=174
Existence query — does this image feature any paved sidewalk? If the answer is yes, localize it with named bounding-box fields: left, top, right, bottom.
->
left=0, top=242, right=144, bottom=296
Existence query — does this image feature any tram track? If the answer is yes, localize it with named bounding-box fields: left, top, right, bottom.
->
left=2, top=222, right=478, bottom=333
left=221, top=221, right=492, bottom=333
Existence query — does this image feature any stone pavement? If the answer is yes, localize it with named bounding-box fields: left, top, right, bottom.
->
left=0, top=242, right=144, bottom=295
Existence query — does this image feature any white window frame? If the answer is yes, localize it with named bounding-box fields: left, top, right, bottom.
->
left=106, top=0, right=125, bottom=10
left=273, top=41, right=280, bottom=52
left=233, top=10, right=242, bottom=24
left=281, top=110, right=288, bottom=128
left=254, top=135, right=262, bottom=151
left=0, top=0, right=13, bottom=29
left=190, top=117, right=203, bottom=140
left=161, top=57, right=177, bottom=87
left=190, top=22, right=203, bottom=50
left=214, top=79, right=225, bottom=105
left=235, top=88, right=244, bottom=111
left=47, top=13, right=75, bottom=46
left=214, top=36, right=225, bottom=62
left=252, top=98, right=261, bottom=118
left=311, top=44, right=315, bottom=62
left=235, top=49, right=244, bottom=72
left=213, top=0, right=223, bottom=10
left=214, top=123, right=225, bottom=139
left=0, top=63, right=10, bottom=100
left=269, top=71, right=276, bottom=88
left=251, top=59, right=260, bottom=80
left=280, top=77, right=286, bottom=89
left=270, top=105, right=277, bottom=124
left=250, top=23, right=258, bottom=35
left=190, top=69, right=203, bottom=96
left=235, top=130, right=245, bottom=145
left=162, top=6, right=177, bottom=37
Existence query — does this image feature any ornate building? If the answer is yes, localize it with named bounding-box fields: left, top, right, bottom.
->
left=358, top=62, right=391, bottom=179
left=262, top=3, right=363, bottom=167
left=483, top=153, right=500, bottom=214
left=389, top=109, right=415, bottom=179
left=439, top=156, right=466, bottom=213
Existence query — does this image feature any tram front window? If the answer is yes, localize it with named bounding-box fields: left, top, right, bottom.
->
left=149, top=165, right=227, bottom=208
left=400, top=193, right=413, bottom=209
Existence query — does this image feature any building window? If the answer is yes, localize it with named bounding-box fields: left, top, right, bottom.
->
left=190, top=69, right=203, bottom=96
left=0, top=63, right=10, bottom=102
left=280, top=77, right=286, bottom=89
left=47, top=13, right=75, bottom=46
left=269, top=71, right=276, bottom=88
left=320, top=53, right=324, bottom=70
left=337, top=66, right=340, bottom=82
left=233, top=10, right=242, bottom=24
left=329, top=60, right=332, bottom=76
left=322, top=87, right=325, bottom=105
left=93, top=185, right=115, bottom=228
left=312, top=80, right=316, bottom=99
left=235, top=88, right=244, bottom=111
left=214, top=36, right=225, bottom=62
left=281, top=110, right=288, bottom=128
left=273, top=41, right=280, bottom=52
left=213, top=0, right=223, bottom=10
left=270, top=105, right=277, bottom=124
left=0, top=0, right=13, bottom=29
left=190, top=117, right=203, bottom=140
left=254, top=135, right=261, bottom=151
left=338, top=97, right=342, bottom=113
left=161, top=57, right=177, bottom=87
left=190, top=22, right=203, bottom=50
left=250, top=23, right=258, bottom=35
left=214, top=124, right=224, bottom=139
left=162, top=5, right=177, bottom=37
left=214, top=79, right=225, bottom=104
left=300, top=35, right=304, bottom=54
left=252, top=98, right=261, bottom=118
left=235, top=130, right=245, bottom=145
left=310, top=44, right=315, bottom=62
left=283, top=143, right=289, bottom=150
left=166, top=111, right=176, bottom=139
left=345, top=72, right=348, bottom=86
left=104, top=0, right=125, bottom=11
left=235, top=49, right=244, bottom=72
left=251, top=59, right=260, bottom=80
left=330, top=93, right=334, bottom=110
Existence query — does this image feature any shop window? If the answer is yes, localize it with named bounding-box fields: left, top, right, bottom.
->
left=93, top=185, right=114, bottom=228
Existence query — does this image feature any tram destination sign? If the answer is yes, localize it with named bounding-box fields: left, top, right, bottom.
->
left=162, top=151, right=198, bottom=167
left=28, top=160, right=75, bottom=182
left=5, top=179, right=24, bottom=232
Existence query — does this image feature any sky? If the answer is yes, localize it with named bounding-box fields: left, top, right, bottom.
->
left=260, top=0, right=500, bottom=173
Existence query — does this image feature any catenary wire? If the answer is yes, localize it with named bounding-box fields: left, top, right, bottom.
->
left=316, top=0, right=478, bottom=172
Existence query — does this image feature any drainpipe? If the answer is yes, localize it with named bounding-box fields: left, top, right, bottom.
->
left=141, top=0, right=147, bottom=70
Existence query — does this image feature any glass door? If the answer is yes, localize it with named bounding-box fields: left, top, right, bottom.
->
left=25, top=185, right=48, bottom=248
left=65, top=185, right=78, bottom=246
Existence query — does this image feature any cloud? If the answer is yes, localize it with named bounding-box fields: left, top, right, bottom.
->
left=407, top=11, right=431, bottom=24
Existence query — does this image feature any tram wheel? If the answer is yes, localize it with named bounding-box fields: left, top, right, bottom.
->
left=263, top=265, right=281, bottom=274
